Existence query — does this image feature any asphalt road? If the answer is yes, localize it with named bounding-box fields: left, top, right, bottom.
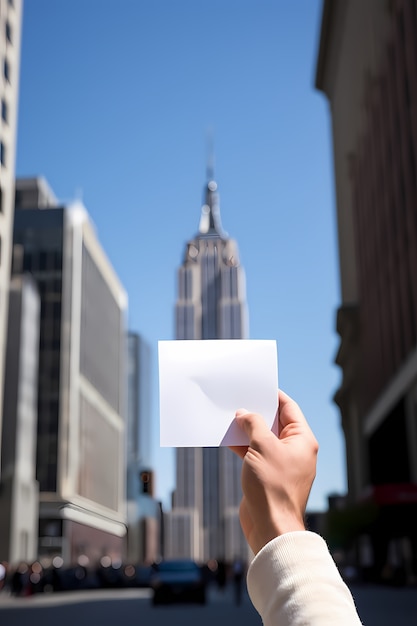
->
left=0, top=585, right=262, bottom=626
left=1, top=583, right=417, bottom=625
left=352, top=584, right=417, bottom=625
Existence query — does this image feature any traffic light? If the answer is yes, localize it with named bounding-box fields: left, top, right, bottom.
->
left=140, top=469, right=153, bottom=496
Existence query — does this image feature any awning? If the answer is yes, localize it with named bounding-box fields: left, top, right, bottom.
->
left=361, top=483, right=417, bottom=506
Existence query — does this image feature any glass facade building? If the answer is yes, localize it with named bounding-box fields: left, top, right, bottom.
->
left=125, top=332, right=160, bottom=563
left=13, top=206, right=64, bottom=493
left=12, top=177, right=127, bottom=565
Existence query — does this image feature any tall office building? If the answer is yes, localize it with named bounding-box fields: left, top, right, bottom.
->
left=126, top=333, right=151, bottom=488
left=12, top=177, right=127, bottom=565
left=0, top=274, right=40, bottom=564
left=0, top=0, right=23, bottom=469
left=316, top=0, right=417, bottom=581
left=165, top=174, right=249, bottom=563
left=126, top=331, right=160, bottom=563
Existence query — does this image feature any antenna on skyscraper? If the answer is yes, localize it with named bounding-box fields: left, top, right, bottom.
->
left=206, top=127, right=215, bottom=181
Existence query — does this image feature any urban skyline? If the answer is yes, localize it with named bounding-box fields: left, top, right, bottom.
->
left=14, top=0, right=345, bottom=513
left=0, top=0, right=416, bottom=597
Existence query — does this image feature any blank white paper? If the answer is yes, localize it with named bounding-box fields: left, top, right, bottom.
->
left=158, top=339, right=278, bottom=447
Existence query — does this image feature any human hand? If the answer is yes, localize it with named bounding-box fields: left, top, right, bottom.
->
left=229, top=389, right=319, bottom=555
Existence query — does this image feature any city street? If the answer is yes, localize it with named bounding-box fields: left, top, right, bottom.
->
left=352, top=585, right=417, bottom=625
left=1, top=583, right=417, bottom=625
left=0, top=585, right=262, bottom=626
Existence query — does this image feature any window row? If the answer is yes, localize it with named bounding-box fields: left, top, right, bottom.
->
left=22, top=249, right=63, bottom=272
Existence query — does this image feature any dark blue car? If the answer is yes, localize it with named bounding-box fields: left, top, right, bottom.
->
left=150, top=559, right=206, bottom=605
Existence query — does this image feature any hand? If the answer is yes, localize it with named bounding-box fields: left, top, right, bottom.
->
left=229, top=389, right=319, bottom=555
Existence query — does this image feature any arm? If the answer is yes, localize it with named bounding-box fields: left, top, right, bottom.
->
left=229, top=390, right=362, bottom=625
left=247, top=532, right=362, bottom=625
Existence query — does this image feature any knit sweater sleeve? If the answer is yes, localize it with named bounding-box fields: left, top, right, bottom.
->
left=246, top=531, right=363, bottom=626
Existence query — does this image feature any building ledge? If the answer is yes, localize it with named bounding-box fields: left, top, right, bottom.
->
left=364, top=346, right=417, bottom=436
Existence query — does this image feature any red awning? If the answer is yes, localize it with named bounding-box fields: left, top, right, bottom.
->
left=361, top=483, right=417, bottom=505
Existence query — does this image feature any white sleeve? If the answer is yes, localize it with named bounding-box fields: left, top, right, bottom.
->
left=246, top=531, right=363, bottom=626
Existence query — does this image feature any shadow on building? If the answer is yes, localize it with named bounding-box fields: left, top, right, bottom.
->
left=316, top=0, right=417, bottom=585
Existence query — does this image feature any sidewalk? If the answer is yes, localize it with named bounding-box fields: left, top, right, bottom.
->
left=0, top=587, right=152, bottom=609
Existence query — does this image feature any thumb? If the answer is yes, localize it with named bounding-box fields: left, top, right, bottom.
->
left=228, top=409, right=251, bottom=459
left=235, top=409, right=271, bottom=444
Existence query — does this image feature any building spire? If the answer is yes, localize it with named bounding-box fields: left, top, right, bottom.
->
left=206, top=128, right=215, bottom=182
left=198, top=133, right=224, bottom=236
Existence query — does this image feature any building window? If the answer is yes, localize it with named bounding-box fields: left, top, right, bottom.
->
left=5, top=21, right=12, bottom=44
left=1, top=99, right=7, bottom=124
left=3, top=58, right=10, bottom=83
left=0, top=142, right=5, bottom=167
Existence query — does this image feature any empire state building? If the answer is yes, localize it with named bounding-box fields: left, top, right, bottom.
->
left=165, top=173, right=249, bottom=562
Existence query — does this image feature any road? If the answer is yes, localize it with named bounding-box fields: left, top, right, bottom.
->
left=0, top=585, right=262, bottom=626
left=352, top=584, right=417, bottom=625
left=0, top=583, right=417, bottom=625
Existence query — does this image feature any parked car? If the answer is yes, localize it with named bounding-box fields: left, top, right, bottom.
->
left=150, top=559, right=206, bottom=605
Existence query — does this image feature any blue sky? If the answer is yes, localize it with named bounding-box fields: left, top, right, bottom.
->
left=16, top=0, right=345, bottom=511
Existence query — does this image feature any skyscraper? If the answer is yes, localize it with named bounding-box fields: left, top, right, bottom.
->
left=0, top=0, right=23, bottom=471
left=165, top=173, right=249, bottom=562
left=0, top=274, right=40, bottom=564
left=316, top=0, right=417, bottom=582
left=126, top=331, right=160, bottom=563
left=11, top=177, right=127, bottom=565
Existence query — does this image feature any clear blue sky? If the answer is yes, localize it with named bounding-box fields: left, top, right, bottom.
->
left=16, top=0, right=344, bottom=511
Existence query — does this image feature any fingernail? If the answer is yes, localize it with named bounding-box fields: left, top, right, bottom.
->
left=235, top=408, right=249, bottom=417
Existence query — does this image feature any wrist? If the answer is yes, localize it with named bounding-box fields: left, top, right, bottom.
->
left=252, top=518, right=305, bottom=555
